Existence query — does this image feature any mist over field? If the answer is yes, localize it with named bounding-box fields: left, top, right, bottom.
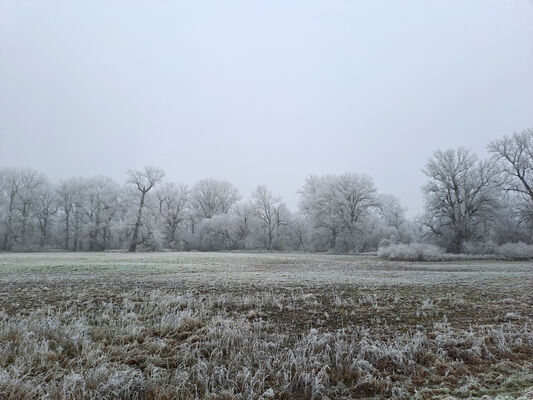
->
left=1, top=1, right=533, bottom=399
left=1, top=0, right=533, bottom=215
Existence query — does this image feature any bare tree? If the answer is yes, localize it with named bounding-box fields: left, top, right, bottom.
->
left=489, top=129, right=533, bottom=232
left=290, top=214, right=310, bottom=250
left=190, top=179, right=240, bottom=220
left=378, top=194, right=409, bottom=242
left=0, top=168, right=20, bottom=250
left=34, top=185, right=58, bottom=247
left=298, top=173, right=379, bottom=251
left=84, top=176, right=122, bottom=251
left=16, top=169, right=46, bottom=248
left=156, top=182, right=188, bottom=247
left=252, top=185, right=288, bottom=249
left=422, top=148, right=503, bottom=252
left=57, top=178, right=79, bottom=250
left=71, top=178, right=89, bottom=251
left=233, top=202, right=254, bottom=247
left=127, top=167, right=165, bottom=252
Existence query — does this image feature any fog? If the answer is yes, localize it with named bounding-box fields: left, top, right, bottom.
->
left=1, top=0, right=533, bottom=216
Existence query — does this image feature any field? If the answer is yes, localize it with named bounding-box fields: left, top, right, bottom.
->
left=0, top=252, right=532, bottom=399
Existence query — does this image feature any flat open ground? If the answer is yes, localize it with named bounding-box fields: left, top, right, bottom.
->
left=0, top=252, right=532, bottom=399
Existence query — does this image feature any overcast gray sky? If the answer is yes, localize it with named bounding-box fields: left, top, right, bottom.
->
left=1, top=0, right=532, bottom=216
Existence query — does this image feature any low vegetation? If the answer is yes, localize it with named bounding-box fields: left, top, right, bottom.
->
left=1, top=252, right=532, bottom=399
left=378, top=242, right=533, bottom=262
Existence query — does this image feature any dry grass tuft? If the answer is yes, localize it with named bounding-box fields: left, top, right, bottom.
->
left=0, top=252, right=532, bottom=399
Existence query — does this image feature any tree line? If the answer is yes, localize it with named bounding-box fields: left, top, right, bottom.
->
left=0, top=128, right=531, bottom=253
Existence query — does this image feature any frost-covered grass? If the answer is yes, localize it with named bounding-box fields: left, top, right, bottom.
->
left=0, top=252, right=532, bottom=399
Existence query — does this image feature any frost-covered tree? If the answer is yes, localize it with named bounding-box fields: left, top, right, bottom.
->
left=34, top=185, right=58, bottom=247
left=16, top=169, right=46, bottom=248
left=252, top=185, right=289, bottom=250
left=133, top=192, right=163, bottom=251
left=0, top=168, right=21, bottom=250
left=491, top=199, right=532, bottom=244
left=298, top=173, right=379, bottom=252
left=71, top=178, right=90, bottom=251
left=291, top=214, right=311, bottom=251
left=57, top=178, right=81, bottom=250
left=232, top=202, right=254, bottom=248
left=155, top=182, right=189, bottom=248
left=84, top=176, right=123, bottom=251
left=127, top=167, right=165, bottom=252
left=377, top=194, right=410, bottom=243
left=489, top=129, right=533, bottom=241
left=422, top=148, right=503, bottom=252
left=190, top=179, right=240, bottom=221
left=193, top=213, right=242, bottom=251
left=489, top=129, right=533, bottom=203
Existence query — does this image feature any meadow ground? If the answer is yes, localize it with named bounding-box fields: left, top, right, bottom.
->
left=0, top=252, right=532, bottom=399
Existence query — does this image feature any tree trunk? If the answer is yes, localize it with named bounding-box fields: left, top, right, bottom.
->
left=73, top=210, right=80, bottom=251
left=40, top=220, right=48, bottom=247
left=3, top=193, right=15, bottom=250
left=64, top=211, right=70, bottom=250
left=129, top=192, right=145, bottom=252
left=21, top=202, right=28, bottom=248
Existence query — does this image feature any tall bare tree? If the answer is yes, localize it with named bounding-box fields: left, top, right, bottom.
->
left=16, top=169, right=46, bottom=248
left=84, top=176, right=122, bottom=251
left=156, top=182, right=188, bottom=247
left=190, top=179, right=240, bottom=220
left=0, top=168, right=20, bottom=250
left=34, top=186, right=58, bottom=247
left=57, top=178, right=78, bottom=250
left=298, top=173, right=378, bottom=250
left=127, top=167, right=164, bottom=252
left=422, top=148, right=502, bottom=252
left=489, top=129, right=533, bottom=232
left=252, top=185, right=288, bottom=249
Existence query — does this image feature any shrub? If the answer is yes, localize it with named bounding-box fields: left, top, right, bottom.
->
left=377, top=243, right=446, bottom=261
left=378, top=241, right=533, bottom=261
left=495, top=242, right=533, bottom=260
left=462, top=240, right=497, bottom=255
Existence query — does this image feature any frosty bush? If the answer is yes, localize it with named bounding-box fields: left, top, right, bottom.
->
left=377, top=243, right=446, bottom=261
left=379, top=241, right=533, bottom=261
left=462, top=240, right=497, bottom=255
left=495, top=242, right=533, bottom=260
